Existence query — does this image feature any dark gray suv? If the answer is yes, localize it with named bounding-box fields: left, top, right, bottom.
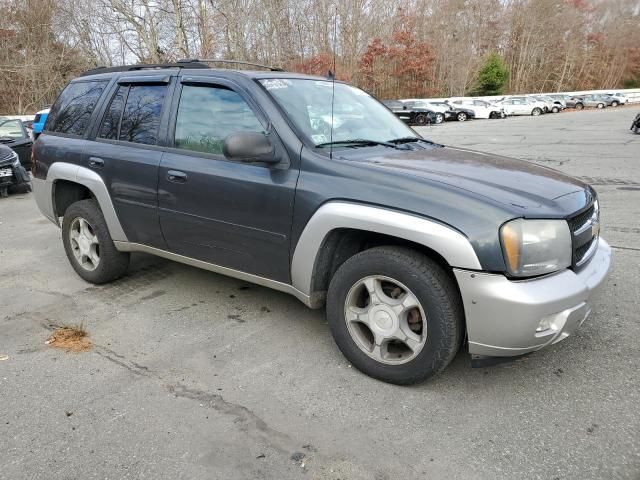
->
left=32, top=61, right=611, bottom=384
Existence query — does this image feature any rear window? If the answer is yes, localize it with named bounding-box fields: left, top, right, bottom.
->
left=45, top=81, right=108, bottom=136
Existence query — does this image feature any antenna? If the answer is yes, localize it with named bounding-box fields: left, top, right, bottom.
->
left=329, top=6, right=338, bottom=160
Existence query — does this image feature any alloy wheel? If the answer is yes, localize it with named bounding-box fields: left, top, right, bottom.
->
left=69, top=217, right=100, bottom=271
left=344, top=275, right=427, bottom=365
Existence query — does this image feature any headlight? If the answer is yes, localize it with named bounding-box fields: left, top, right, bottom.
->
left=11, top=150, right=20, bottom=167
left=500, top=219, right=571, bottom=277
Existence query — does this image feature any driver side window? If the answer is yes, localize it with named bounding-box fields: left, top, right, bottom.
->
left=174, top=85, right=264, bottom=155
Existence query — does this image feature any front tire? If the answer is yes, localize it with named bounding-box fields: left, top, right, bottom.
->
left=532, top=107, right=542, bottom=116
left=611, top=101, right=619, bottom=107
left=433, top=113, right=444, bottom=124
left=456, top=112, right=468, bottom=122
left=597, top=103, right=605, bottom=109
left=62, top=199, right=130, bottom=284
left=326, top=246, right=464, bottom=385
left=551, top=106, right=559, bottom=113
left=575, top=103, right=584, bottom=110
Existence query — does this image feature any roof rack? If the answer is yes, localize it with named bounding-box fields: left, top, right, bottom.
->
left=179, top=58, right=285, bottom=72
left=79, top=60, right=210, bottom=77
left=79, top=58, right=285, bottom=78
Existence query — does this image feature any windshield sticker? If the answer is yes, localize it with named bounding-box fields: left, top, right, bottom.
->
left=311, top=134, right=329, bottom=144
left=315, top=81, right=334, bottom=88
left=262, top=79, right=291, bottom=90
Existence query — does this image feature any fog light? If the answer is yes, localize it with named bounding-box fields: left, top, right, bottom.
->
left=536, top=314, right=556, bottom=333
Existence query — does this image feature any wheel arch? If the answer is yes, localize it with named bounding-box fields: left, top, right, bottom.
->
left=42, top=162, right=128, bottom=242
left=291, top=202, right=481, bottom=308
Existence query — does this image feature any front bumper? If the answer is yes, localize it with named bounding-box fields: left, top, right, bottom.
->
left=454, top=237, right=612, bottom=357
left=0, top=162, right=30, bottom=188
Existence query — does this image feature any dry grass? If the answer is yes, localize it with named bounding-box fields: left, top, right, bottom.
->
left=46, top=323, right=91, bottom=353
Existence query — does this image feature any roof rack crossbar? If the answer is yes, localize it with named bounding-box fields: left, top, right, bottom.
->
left=179, top=58, right=285, bottom=72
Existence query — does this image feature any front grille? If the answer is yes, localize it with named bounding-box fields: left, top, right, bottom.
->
left=567, top=204, right=594, bottom=232
left=575, top=237, right=595, bottom=260
left=567, top=201, right=599, bottom=269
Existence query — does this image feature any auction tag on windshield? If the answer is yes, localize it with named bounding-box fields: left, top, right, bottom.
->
left=262, top=79, right=291, bottom=90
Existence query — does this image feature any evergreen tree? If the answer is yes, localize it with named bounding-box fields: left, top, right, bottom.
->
left=472, top=53, right=509, bottom=96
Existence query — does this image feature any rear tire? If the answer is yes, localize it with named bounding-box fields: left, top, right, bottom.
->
left=434, top=113, right=444, bottom=124
left=326, top=246, right=463, bottom=385
left=551, top=106, right=559, bottom=113
left=456, top=112, right=468, bottom=122
left=532, top=108, right=542, bottom=116
left=575, top=103, right=584, bottom=110
left=415, top=114, right=428, bottom=126
left=611, top=101, right=619, bottom=107
left=62, top=199, right=130, bottom=284
left=597, top=103, right=605, bottom=109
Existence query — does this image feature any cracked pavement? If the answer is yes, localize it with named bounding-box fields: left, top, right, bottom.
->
left=1, top=106, right=639, bottom=479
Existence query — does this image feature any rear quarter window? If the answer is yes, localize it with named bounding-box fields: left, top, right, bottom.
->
left=45, top=81, right=108, bottom=136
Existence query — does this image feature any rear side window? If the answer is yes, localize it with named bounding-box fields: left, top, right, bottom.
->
left=97, top=84, right=166, bottom=145
left=174, top=85, right=263, bottom=155
left=98, top=86, right=127, bottom=140
left=119, top=85, right=166, bottom=145
left=46, top=81, right=108, bottom=136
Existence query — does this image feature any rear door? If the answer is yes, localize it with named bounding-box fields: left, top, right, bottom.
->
left=88, top=75, right=173, bottom=249
left=157, top=77, right=298, bottom=283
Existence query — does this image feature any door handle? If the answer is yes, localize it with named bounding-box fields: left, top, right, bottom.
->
left=167, top=170, right=187, bottom=183
left=88, top=157, right=104, bottom=168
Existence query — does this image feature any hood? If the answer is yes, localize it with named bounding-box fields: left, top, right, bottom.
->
left=0, top=145, right=15, bottom=166
left=341, top=145, right=592, bottom=215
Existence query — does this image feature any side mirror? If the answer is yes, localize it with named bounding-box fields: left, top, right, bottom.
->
left=223, top=131, right=278, bottom=164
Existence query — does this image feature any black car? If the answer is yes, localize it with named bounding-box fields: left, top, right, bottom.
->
left=382, top=100, right=437, bottom=125
left=405, top=100, right=476, bottom=122
left=0, top=118, right=33, bottom=168
left=32, top=60, right=610, bottom=384
left=0, top=143, right=31, bottom=197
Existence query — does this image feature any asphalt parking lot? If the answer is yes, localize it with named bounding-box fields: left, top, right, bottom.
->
left=1, top=107, right=639, bottom=480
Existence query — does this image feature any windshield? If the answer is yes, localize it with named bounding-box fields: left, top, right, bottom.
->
left=259, top=78, right=416, bottom=146
left=0, top=120, right=26, bottom=139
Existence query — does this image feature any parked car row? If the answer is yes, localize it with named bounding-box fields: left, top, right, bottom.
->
left=383, top=92, right=631, bottom=125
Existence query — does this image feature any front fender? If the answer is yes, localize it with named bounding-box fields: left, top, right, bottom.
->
left=290, top=202, right=482, bottom=297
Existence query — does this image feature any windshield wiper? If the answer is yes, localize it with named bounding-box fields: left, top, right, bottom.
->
left=316, top=139, right=406, bottom=150
left=387, top=136, right=434, bottom=145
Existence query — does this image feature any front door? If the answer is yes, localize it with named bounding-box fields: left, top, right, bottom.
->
left=158, top=79, right=298, bottom=283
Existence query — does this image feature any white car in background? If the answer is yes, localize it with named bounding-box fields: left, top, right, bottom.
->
left=447, top=98, right=504, bottom=119
left=531, top=95, right=564, bottom=113
left=498, top=97, right=545, bottom=116
left=527, top=95, right=554, bottom=113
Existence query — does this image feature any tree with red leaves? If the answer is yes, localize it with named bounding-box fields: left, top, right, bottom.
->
left=358, top=11, right=436, bottom=100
